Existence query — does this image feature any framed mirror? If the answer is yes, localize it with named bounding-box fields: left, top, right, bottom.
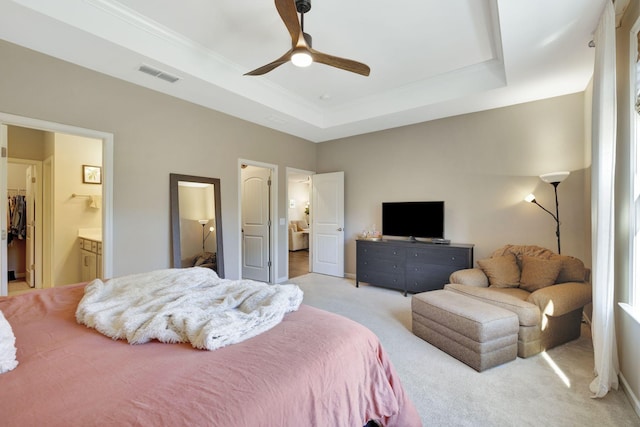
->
left=170, top=174, right=224, bottom=277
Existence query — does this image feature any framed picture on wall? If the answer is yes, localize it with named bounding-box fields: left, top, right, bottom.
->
left=82, top=165, right=102, bottom=184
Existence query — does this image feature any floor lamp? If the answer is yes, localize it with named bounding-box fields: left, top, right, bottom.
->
left=524, top=171, right=570, bottom=254
left=198, top=219, right=214, bottom=254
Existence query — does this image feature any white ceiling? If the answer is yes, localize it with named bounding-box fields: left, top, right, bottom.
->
left=0, top=0, right=611, bottom=142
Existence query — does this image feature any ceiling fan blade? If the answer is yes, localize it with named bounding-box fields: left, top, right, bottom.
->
left=275, top=0, right=302, bottom=45
left=244, top=50, right=293, bottom=76
left=309, top=48, right=370, bottom=76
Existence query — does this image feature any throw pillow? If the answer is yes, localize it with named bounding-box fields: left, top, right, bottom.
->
left=477, top=254, right=520, bottom=288
left=519, top=256, right=562, bottom=292
left=0, top=310, right=18, bottom=374
left=552, top=255, right=586, bottom=283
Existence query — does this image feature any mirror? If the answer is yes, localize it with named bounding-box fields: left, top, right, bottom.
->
left=170, top=174, right=224, bottom=278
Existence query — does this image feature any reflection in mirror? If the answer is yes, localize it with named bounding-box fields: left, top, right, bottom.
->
left=170, top=174, right=224, bottom=278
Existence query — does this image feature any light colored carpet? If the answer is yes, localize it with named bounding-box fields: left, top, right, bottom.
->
left=8, top=280, right=33, bottom=296
left=289, top=273, right=639, bottom=427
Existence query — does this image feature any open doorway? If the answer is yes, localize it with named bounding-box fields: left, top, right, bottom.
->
left=1, top=114, right=113, bottom=297
left=287, top=168, right=312, bottom=279
left=5, top=127, right=103, bottom=296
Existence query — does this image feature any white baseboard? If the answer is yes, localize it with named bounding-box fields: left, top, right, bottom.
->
left=284, top=272, right=354, bottom=281
left=620, top=373, right=640, bottom=420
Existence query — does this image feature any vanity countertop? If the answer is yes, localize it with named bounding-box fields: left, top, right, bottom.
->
left=78, top=228, right=102, bottom=242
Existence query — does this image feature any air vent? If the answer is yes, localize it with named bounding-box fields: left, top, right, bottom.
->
left=138, top=64, right=181, bottom=83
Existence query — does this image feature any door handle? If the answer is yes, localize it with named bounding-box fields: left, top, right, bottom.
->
left=337, top=227, right=343, bottom=232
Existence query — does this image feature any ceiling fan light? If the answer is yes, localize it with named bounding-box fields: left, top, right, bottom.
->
left=291, top=51, right=313, bottom=67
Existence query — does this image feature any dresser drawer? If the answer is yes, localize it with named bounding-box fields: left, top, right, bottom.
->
left=358, top=242, right=405, bottom=261
left=407, top=247, right=470, bottom=268
left=357, top=257, right=405, bottom=274
left=406, top=264, right=455, bottom=293
left=358, top=270, right=405, bottom=289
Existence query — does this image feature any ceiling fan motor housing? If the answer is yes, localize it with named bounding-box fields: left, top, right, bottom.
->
left=296, top=0, right=311, bottom=14
left=303, top=32, right=312, bottom=47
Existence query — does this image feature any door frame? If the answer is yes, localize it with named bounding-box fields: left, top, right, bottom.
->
left=238, top=159, right=278, bottom=283
left=285, top=167, right=314, bottom=280
left=0, top=112, right=113, bottom=296
left=7, top=158, right=43, bottom=288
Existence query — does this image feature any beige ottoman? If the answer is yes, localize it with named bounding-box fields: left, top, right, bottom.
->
left=412, top=290, right=519, bottom=372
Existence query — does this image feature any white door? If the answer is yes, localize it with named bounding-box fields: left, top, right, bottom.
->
left=241, top=166, right=271, bottom=282
left=0, top=125, right=7, bottom=296
left=25, top=165, right=36, bottom=287
left=311, top=171, right=345, bottom=277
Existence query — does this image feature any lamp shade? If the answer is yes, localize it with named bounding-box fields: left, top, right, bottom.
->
left=524, top=193, right=536, bottom=203
left=539, top=171, right=570, bottom=184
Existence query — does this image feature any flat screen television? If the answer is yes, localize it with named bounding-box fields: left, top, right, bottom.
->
left=382, top=201, right=444, bottom=240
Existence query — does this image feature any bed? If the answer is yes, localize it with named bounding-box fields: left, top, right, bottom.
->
left=0, top=279, right=421, bottom=426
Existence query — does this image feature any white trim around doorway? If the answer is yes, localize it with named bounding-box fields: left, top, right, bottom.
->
left=0, top=112, right=114, bottom=286
left=285, top=167, right=314, bottom=281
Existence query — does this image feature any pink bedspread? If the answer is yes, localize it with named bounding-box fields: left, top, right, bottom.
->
left=0, top=284, right=421, bottom=427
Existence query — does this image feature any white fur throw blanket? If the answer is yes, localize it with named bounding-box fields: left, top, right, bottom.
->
left=76, top=268, right=303, bottom=350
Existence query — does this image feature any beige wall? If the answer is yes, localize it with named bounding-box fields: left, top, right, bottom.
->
left=7, top=163, right=28, bottom=194
left=0, top=40, right=316, bottom=281
left=7, top=126, right=47, bottom=160
left=52, top=133, right=102, bottom=285
left=317, top=93, right=589, bottom=276
left=616, top=0, right=640, bottom=414
left=288, top=180, right=310, bottom=223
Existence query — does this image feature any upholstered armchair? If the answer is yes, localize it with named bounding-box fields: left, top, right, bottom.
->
left=289, top=220, right=309, bottom=251
left=445, top=245, right=592, bottom=358
left=181, top=251, right=217, bottom=271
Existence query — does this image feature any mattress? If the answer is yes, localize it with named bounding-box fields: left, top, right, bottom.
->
left=0, top=283, right=421, bottom=426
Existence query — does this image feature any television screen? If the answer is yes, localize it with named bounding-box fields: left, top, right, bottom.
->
left=382, top=201, right=444, bottom=239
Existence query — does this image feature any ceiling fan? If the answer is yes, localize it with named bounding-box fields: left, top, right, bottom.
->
left=245, top=0, right=370, bottom=77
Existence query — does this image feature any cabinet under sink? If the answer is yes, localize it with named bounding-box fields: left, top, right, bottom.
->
left=79, top=237, right=102, bottom=282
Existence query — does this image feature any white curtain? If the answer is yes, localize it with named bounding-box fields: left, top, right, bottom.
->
left=590, top=0, right=619, bottom=398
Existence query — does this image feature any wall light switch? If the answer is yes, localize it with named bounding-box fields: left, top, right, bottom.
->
left=279, top=218, right=285, bottom=226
